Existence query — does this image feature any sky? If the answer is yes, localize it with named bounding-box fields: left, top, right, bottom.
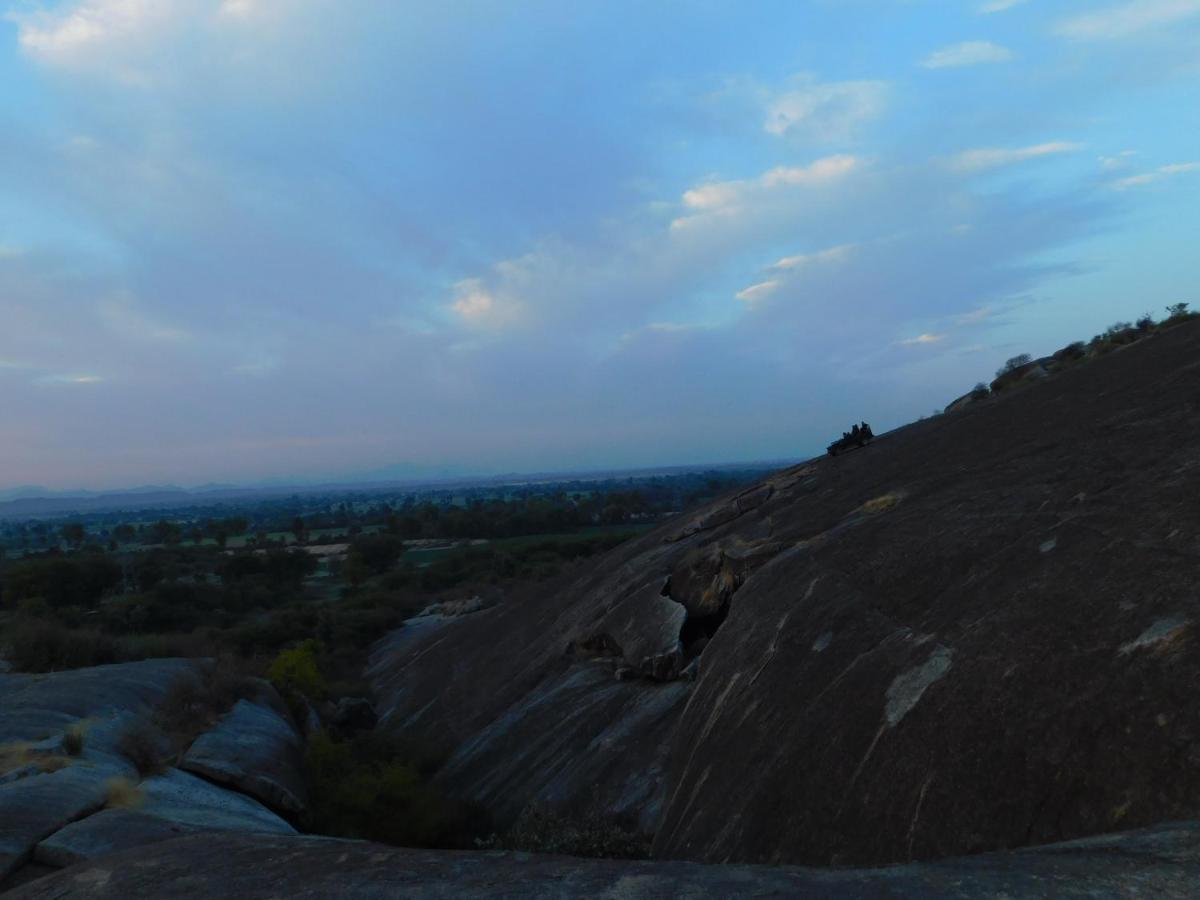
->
left=1, top=0, right=1198, bottom=490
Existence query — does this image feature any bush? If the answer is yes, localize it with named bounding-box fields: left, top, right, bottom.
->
left=153, top=659, right=258, bottom=754
left=996, top=353, right=1032, bottom=379
left=1053, top=341, right=1086, bottom=362
left=268, top=639, right=326, bottom=700
left=117, top=718, right=167, bottom=776
left=1102, top=321, right=1138, bottom=346
left=304, top=731, right=485, bottom=848
left=1, top=620, right=118, bottom=672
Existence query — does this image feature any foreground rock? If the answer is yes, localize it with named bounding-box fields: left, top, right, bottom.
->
left=181, top=699, right=308, bottom=817
left=12, top=821, right=1200, bottom=899
left=370, top=319, right=1200, bottom=865
left=34, top=810, right=196, bottom=868
left=0, top=659, right=200, bottom=882
left=0, top=660, right=299, bottom=888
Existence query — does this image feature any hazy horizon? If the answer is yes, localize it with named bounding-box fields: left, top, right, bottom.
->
left=3, top=1, right=1198, bottom=490
left=0, top=453, right=802, bottom=497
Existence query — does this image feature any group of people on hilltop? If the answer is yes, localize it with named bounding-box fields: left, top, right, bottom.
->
left=842, top=421, right=874, bottom=442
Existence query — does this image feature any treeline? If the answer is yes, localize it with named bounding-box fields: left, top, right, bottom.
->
left=960, top=303, right=1199, bottom=405
left=0, top=469, right=771, bottom=554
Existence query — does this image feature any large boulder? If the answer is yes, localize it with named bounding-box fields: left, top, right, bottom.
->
left=368, top=319, right=1200, bottom=866
left=181, top=700, right=307, bottom=818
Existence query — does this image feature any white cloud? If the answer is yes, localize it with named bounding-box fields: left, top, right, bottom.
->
left=949, top=141, right=1083, bottom=172
left=954, top=307, right=993, bottom=325
left=1114, top=160, right=1200, bottom=189
left=450, top=279, right=496, bottom=321
left=218, top=0, right=262, bottom=18
left=761, top=155, right=860, bottom=187
left=764, top=76, right=888, bottom=143
left=980, top=0, right=1030, bottom=13
left=12, top=0, right=180, bottom=71
left=900, top=333, right=945, bottom=346
left=770, top=244, right=855, bottom=271
left=35, top=373, right=105, bottom=385
left=1099, top=150, right=1138, bottom=170
left=921, top=41, right=1013, bottom=69
left=682, top=181, right=744, bottom=211
left=671, top=155, right=861, bottom=229
left=735, top=280, right=781, bottom=304
left=1056, top=0, right=1200, bottom=40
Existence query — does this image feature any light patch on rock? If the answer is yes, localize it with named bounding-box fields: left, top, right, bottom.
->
left=859, top=492, right=904, bottom=516
left=885, top=647, right=953, bottom=727
left=1040, top=538, right=1057, bottom=553
left=812, top=632, right=832, bottom=652
left=1119, top=616, right=1189, bottom=655
left=72, top=868, right=112, bottom=887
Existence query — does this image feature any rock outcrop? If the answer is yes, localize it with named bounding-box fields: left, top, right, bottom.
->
left=369, top=318, right=1200, bottom=866
left=12, top=820, right=1200, bottom=898
left=0, top=660, right=299, bottom=889
left=181, top=699, right=308, bottom=817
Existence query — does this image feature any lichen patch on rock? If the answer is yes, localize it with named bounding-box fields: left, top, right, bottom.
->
left=884, top=647, right=953, bottom=728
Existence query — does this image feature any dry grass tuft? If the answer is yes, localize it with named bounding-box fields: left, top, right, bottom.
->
left=1, top=741, right=75, bottom=777
left=104, top=776, right=145, bottom=809
left=61, top=721, right=88, bottom=757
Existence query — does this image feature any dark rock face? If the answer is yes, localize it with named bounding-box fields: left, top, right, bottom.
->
left=181, top=699, right=308, bottom=818
left=370, top=320, right=1200, bottom=866
left=12, top=822, right=1200, bottom=899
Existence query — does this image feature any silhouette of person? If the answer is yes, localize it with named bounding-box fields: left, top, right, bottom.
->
left=851, top=423, right=861, bottom=439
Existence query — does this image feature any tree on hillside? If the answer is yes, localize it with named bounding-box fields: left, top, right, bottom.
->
left=996, top=354, right=1032, bottom=378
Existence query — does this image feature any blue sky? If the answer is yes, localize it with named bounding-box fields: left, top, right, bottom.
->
left=1, top=0, right=1198, bottom=489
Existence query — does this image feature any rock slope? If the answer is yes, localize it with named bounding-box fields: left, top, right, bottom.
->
left=370, top=318, right=1200, bottom=866
left=12, top=820, right=1200, bottom=899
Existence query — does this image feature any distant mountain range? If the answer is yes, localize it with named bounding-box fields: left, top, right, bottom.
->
left=0, top=459, right=800, bottom=520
